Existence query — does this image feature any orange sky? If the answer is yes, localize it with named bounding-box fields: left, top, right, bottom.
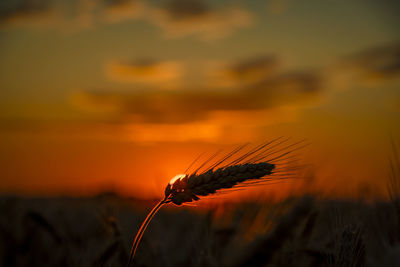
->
left=0, top=0, right=400, bottom=201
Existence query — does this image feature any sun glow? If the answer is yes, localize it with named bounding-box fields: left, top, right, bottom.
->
left=169, top=174, right=186, bottom=185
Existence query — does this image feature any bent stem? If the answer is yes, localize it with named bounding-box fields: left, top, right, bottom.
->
left=127, top=199, right=168, bottom=267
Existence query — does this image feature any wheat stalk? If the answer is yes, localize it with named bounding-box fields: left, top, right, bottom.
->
left=127, top=137, right=306, bottom=266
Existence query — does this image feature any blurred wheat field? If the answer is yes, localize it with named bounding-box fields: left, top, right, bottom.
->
left=1, top=193, right=400, bottom=267
left=1, top=1, right=399, bottom=266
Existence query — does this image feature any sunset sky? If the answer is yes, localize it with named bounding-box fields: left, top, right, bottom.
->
left=0, top=0, right=400, bottom=200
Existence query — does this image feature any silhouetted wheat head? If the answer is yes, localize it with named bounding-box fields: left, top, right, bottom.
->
left=127, top=137, right=308, bottom=266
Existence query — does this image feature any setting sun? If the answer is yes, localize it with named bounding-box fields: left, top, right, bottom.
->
left=0, top=1, right=400, bottom=265
left=169, top=174, right=187, bottom=185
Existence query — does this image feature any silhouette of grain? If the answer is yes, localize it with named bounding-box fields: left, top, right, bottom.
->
left=128, top=138, right=306, bottom=266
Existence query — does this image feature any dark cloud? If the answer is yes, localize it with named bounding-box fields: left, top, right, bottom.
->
left=101, top=0, right=253, bottom=39
left=0, top=0, right=144, bottom=28
left=0, top=0, right=253, bottom=40
left=163, top=0, right=210, bottom=20
left=253, top=71, right=321, bottom=95
left=213, top=56, right=280, bottom=87
left=365, top=0, right=400, bottom=30
left=148, top=0, right=253, bottom=40
left=0, top=0, right=54, bottom=26
left=74, top=89, right=248, bottom=124
left=74, top=64, right=321, bottom=124
left=340, top=43, right=400, bottom=83
left=102, top=0, right=143, bottom=22
left=103, top=0, right=134, bottom=8
left=230, top=56, right=278, bottom=76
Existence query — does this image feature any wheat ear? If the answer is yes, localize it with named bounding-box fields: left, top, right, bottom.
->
left=127, top=138, right=306, bottom=266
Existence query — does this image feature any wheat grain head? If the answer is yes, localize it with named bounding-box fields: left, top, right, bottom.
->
left=128, top=137, right=307, bottom=266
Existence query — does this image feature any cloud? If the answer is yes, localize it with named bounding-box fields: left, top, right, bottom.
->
left=105, top=59, right=183, bottom=87
left=251, top=71, right=321, bottom=104
left=0, top=0, right=58, bottom=27
left=101, top=0, right=254, bottom=39
left=123, top=121, right=221, bottom=143
left=0, top=0, right=254, bottom=40
left=209, top=56, right=280, bottom=87
left=121, top=108, right=299, bottom=143
left=71, top=91, right=123, bottom=113
left=103, top=0, right=144, bottom=22
left=73, top=89, right=235, bottom=124
left=207, top=55, right=321, bottom=105
left=0, top=0, right=100, bottom=29
left=71, top=68, right=318, bottom=143
left=74, top=58, right=321, bottom=124
left=161, top=0, right=210, bottom=20
left=336, top=42, right=400, bottom=84
left=147, top=0, right=253, bottom=40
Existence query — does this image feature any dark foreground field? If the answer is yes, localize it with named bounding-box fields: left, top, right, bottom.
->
left=1, top=194, right=400, bottom=267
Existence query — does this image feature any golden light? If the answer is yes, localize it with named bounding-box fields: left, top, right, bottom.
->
left=169, top=174, right=186, bottom=185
